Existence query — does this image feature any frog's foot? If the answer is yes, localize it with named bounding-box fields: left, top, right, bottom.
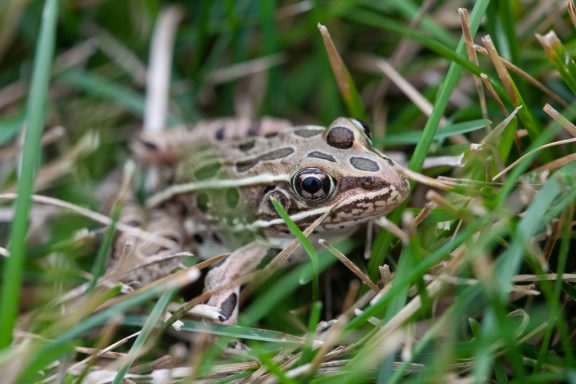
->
left=190, top=241, right=269, bottom=324
left=105, top=203, right=188, bottom=285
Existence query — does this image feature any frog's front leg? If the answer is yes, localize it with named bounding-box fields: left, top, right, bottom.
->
left=106, top=203, right=188, bottom=286
left=191, top=240, right=270, bottom=324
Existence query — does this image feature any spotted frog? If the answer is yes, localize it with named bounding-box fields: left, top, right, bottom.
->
left=107, top=117, right=410, bottom=324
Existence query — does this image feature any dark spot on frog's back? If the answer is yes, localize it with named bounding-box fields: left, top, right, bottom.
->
left=236, top=159, right=258, bottom=172
left=294, top=128, right=323, bottom=138
left=247, top=121, right=261, bottom=136
left=350, top=156, right=380, bottom=172
left=326, top=126, right=354, bottom=149
left=215, top=126, right=226, bottom=141
left=238, top=140, right=255, bottom=152
left=236, top=148, right=294, bottom=172
left=259, top=147, right=294, bottom=161
left=307, top=151, right=336, bottom=162
left=226, top=188, right=240, bottom=208
left=194, top=162, right=222, bottom=180
left=197, top=193, right=209, bottom=213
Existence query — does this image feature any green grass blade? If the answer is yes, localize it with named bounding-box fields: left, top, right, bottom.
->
left=0, top=114, right=24, bottom=145
left=377, top=118, right=491, bottom=146
left=0, top=0, right=59, bottom=349
left=19, top=272, right=194, bottom=381
left=271, top=198, right=320, bottom=301
left=56, top=69, right=147, bottom=118
left=408, top=0, right=489, bottom=173
left=112, top=290, right=175, bottom=384
left=367, top=0, right=490, bottom=278
left=87, top=202, right=122, bottom=292
left=537, top=31, right=576, bottom=96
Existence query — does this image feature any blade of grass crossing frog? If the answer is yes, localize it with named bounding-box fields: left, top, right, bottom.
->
left=271, top=198, right=320, bottom=302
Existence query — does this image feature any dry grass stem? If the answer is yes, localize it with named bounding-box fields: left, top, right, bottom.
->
left=474, top=45, right=568, bottom=108
left=569, top=0, right=576, bottom=27
left=493, top=136, right=576, bottom=180
left=210, top=54, right=287, bottom=84
left=0, top=193, right=177, bottom=249
left=459, top=8, right=488, bottom=119
left=0, top=126, right=65, bottom=160
left=481, top=35, right=519, bottom=106
left=318, top=239, right=380, bottom=292
left=355, top=55, right=452, bottom=133
left=543, top=103, right=576, bottom=138
left=479, top=72, right=508, bottom=114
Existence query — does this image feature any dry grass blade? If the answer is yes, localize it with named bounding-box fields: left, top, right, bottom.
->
left=459, top=8, right=488, bottom=119
left=413, top=202, right=436, bottom=226
left=481, top=35, right=519, bottom=106
left=373, top=216, right=408, bottom=242
left=0, top=193, right=177, bottom=249
left=317, top=23, right=366, bottom=119
left=493, top=136, right=576, bottom=181
left=37, top=329, right=140, bottom=384
left=144, top=5, right=183, bottom=135
left=94, top=267, right=200, bottom=314
left=1, top=131, right=99, bottom=193
left=210, top=54, right=287, bottom=84
left=318, top=239, right=380, bottom=292
left=245, top=347, right=298, bottom=383
left=532, top=153, right=576, bottom=173
left=570, top=0, right=576, bottom=28
left=480, top=73, right=508, bottom=114
left=474, top=44, right=568, bottom=108
left=265, top=207, right=332, bottom=272
left=355, top=55, right=454, bottom=136
left=308, top=314, right=350, bottom=375
left=0, top=126, right=64, bottom=160
left=398, top=166, right=453, bottom=191
left=543, top=103, right=576, bottom=138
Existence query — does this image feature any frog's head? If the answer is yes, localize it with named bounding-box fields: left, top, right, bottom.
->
left=257, top=117, right=410, bottom=232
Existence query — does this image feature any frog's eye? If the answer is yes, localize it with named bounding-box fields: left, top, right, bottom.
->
left=351, top=118, right=372, bottom=141
left=291, top=168, right=336, bottom=203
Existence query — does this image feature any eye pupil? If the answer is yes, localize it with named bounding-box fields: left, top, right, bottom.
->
left=302, top=177, right=323, bottom=194
left=291, top=168, right=336, bottom=203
